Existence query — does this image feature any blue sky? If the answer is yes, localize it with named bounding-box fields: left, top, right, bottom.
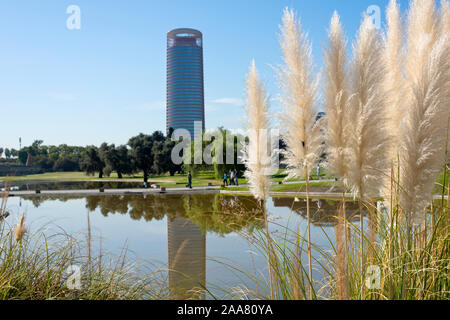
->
left=0, top=0, right=411, bottom=149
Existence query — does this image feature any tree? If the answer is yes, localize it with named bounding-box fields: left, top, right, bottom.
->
left=10, top=149, right=18, bottom=158
left=9, top=149, right=19, bottom=158
left=211, top=128, right=246, bottom=180
left=18, top=150, right=28, bottom=165
left=0, top=148, right=3, bottom=158
left=100, top=144, right=132, bottom=178
left=128, top=132, right=165, bottom=182
left=151, top=129, right=182, bottom=176
left=4, top=148, right=10, bottom=159
left=81, top=146, right=105, bottom=178
left=53, top=157, right=79, bottom=172
left=31, top=140, right=43, bottom=155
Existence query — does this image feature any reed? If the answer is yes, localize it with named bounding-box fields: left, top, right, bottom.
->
left=278, top=8, right=324, bottom=299
left=242, top=60, right=278, bottom=297
left=345, top=14, right=390, bottom=298
left=322, top=11, right=351, bottom=299
left=382, top=0, right=406, bottom=212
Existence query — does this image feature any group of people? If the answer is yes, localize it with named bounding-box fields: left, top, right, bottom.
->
left=186, top=169, right=239, bottom=189
left=223, top=169, right=239, bottom=187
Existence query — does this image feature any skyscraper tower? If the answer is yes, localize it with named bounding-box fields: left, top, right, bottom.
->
left=166, top=28, right=205, bottom=139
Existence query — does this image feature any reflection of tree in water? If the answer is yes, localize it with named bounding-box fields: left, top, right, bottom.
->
left=82, top=194, right=263, bottom=235
left=83, top=195, right=184, bottom=222
left=272, top=197, right=366, bottom=227
left=183, top=194, right=264, bottom=236
left=22, top=196, right=84, bottom=208
left=21, top=194, right=265, bottom=234
left=127, top=195, right=183, bottom=222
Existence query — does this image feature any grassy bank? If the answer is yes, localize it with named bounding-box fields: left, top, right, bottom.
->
left=0, top=193, right=164, bottom=300
left=0, top=230, right=164, bottom=300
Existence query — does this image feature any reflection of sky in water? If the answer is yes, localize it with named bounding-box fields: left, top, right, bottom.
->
left=4, top=194, right=365, bottom=298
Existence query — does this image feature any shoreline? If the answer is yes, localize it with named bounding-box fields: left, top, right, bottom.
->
left=2, top=187, right=448, bottom=201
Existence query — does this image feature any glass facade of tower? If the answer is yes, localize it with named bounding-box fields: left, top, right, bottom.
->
left=166, top=28, right=205, bottom=139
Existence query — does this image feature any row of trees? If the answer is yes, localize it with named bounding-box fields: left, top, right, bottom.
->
left=0, top=148, right=19, bottom=159
left=83, top=130, right=181, bottom=181
left=183, top=127, right=248, bottom=179
left=6, top=130, right=183, bottom=182
left=4, top=127, right=292, bottom=180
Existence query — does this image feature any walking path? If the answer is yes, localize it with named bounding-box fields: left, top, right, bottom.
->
left=2, top=184, right=447, bottom=201
left=2, top=185, right=220, bottom=197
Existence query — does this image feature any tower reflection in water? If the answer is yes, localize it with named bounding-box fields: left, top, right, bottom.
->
left=167, top=216, right=206, bottom=300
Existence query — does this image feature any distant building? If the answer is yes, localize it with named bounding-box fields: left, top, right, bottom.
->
left=166, top=28, right=205, bottom=139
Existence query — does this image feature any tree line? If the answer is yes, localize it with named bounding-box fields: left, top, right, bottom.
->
left=0, top=148, right=18, bottom=159
left=1, top=130, right=182, bottom=182
left=2, top=127, right=292, bottom=181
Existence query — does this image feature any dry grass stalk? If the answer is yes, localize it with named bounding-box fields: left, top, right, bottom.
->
left=346, top=14, right=390, bottom=297
left=323, top=11, right=351, bottom=299
left=242, top=60, right=277, bottom=297
left=278, top=8, right=324, bottom=299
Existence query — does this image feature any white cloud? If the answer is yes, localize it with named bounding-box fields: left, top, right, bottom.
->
left=211, top=98, right=243, bottom=107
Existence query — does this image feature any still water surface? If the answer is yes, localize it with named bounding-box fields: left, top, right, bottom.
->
left=5, top=194, right=365, bottom=298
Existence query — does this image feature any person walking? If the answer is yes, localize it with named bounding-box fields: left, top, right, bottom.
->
left=317, top=164, right=321, bottom=180
left=230, top=169, right=235, bottom=185
left=234, top=169, right=239, bottom=186
left=223, top=171, right=228, bottom=187
left=187, top=171, right=192, bottom=189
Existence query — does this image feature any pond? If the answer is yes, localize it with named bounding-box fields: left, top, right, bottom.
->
left=1, top=180, right=144, bottom=191
left=3, top=194, right=368, bottom=299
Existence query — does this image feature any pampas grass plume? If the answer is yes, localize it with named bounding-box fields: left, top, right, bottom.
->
left=14, top=212, right=26, bottom=242
left=278, top=8, right=323, bottom=180
left=323, top=11, right=350, bottom=181
left=242, top=61, right=273, bottom=202
left=346, top=14, right=390, bottom=201
left=399, top=0, right=450, bottom=224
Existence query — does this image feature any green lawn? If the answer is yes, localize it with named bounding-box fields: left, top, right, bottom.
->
left=272, top=180, right=339, bottom=192
left=0, top=171, right=223, bottom=187
left=1, top=169, right=336, bottom=190
left=1, top=171, right=115, bottom=182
